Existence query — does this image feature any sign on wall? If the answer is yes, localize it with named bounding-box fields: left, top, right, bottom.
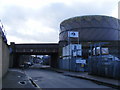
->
left=68, top=31, right=79, bottom=38
left=76, top=59, right=86, bottom=64
left=62, top=44, right=82, bottom=57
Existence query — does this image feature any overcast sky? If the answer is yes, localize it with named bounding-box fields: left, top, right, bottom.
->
left=0, top=0, right=119, bottom=44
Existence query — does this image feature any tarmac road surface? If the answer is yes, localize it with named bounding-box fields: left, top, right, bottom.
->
left=24, top=67, right=113, bottom=89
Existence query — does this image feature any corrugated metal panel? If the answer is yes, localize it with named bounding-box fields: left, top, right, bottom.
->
left=88, top=55, right=120, bottom=79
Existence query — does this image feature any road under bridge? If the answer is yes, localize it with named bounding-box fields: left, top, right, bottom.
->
left=9, top=42, right=59, bottom=68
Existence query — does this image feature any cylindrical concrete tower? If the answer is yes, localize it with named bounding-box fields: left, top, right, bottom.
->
left=59, top=15, right=119, bottom=43
left=59, top=15, right=120, bottom=58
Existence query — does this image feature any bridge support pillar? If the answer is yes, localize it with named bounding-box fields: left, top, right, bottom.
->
left=51, top=53, right=59, bottom=68
left=9, top=42, right=15, bottom=68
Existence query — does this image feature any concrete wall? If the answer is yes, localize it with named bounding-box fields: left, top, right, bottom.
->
left=0, top=36, right=9, bottom=79
left=0, top=36, right=2, bottom=89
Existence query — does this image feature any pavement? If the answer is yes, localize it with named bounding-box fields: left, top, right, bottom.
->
left=51, top=68, right=120, bottom=89
left=2, top=69, right=39, bottom=89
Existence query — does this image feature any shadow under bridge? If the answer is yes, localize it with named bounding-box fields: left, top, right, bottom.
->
left=10, top=42, right=59, bottom=68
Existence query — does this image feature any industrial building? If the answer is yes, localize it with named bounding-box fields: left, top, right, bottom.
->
left=59, top=15, right=120, bottom=79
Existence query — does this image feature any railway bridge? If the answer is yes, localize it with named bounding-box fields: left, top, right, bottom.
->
left=10, top=42, right=59, bottom=68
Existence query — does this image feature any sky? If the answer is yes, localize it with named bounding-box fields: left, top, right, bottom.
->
left=0, top=0, right=119, bottom=44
